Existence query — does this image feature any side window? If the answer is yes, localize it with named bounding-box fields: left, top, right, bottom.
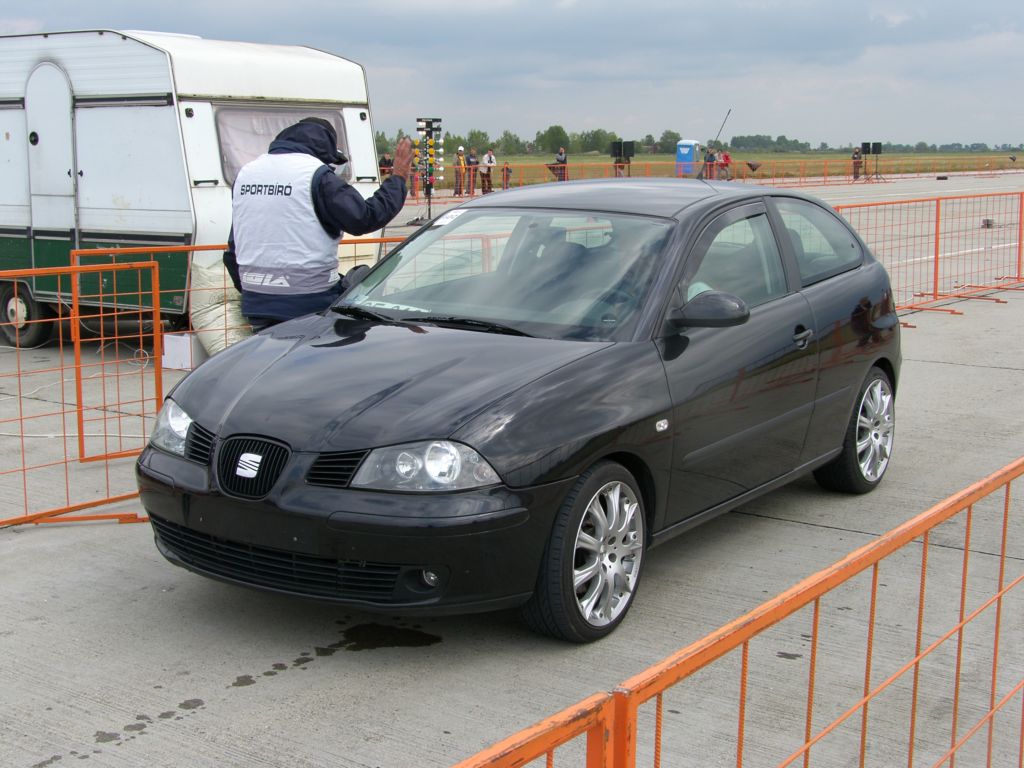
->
left=687, top=213, right=787, bottom=307
left=775, top=198, right=863, bottom=286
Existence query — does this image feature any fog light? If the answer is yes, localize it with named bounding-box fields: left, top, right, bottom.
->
left=420, top=569, right=440, bottom=588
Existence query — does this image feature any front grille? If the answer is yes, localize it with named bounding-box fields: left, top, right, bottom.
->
left=185, top=423, right=215, bottom=465
left=307, top=450, right=368, bottom=488
left=150, top=516, right=401, bottom=601
left=217, top=436, right=289, bottom=499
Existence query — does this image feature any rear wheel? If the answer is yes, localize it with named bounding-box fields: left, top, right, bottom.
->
left=522, top=462, right=646, bottom=642
left=814, top=366, right=895, bottom=493
left=1, top=283, right=56, bottom=347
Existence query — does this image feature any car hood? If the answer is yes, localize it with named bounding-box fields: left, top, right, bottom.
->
left=172, top=314, right=610, bottom=452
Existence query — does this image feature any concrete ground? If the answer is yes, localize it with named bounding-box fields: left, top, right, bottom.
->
left=1, top=175, right=1022, bottom=768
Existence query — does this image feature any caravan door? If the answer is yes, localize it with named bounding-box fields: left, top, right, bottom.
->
left=26, top=62, right=77, bottom=233
left=25, top=62, right=79, bottom=291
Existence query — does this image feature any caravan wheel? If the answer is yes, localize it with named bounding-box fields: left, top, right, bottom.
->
left=1, top=283, right=56, bottom=347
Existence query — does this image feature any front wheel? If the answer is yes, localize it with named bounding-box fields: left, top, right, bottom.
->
left=814, top=366, right=895, bottom=493
left=1, top=283, right=56, bottom=347
left=522, top=462, right=647, bottom=642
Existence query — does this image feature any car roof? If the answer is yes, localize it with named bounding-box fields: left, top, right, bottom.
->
left=458, top=178, right=763, bottom=219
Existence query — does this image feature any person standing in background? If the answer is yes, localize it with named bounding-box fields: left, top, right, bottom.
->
left=554, top=146, right=568, bottom=180
left=480, top=148, right=497, bottom=193
left=719, top=147, right=732, bottom=180
left=467, top=147, right=480, bottom=195
left=453, top=146, right=467, bottom=196
left=703, top=145, right=718, bottom=180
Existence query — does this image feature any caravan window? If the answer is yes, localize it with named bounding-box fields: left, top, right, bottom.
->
left=215, top=107, right=351, bottom=184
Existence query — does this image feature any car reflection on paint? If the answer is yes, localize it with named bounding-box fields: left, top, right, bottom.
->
left=136, top=179, right=900, bottom=642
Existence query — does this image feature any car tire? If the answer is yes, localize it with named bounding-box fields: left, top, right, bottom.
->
left=522, top=461, right=647, bottom=642
left=814, top=366, right=895, bottom=494
left=1, top=283, right=56, bottom=347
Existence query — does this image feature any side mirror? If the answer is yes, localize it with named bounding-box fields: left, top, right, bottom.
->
left=342, top=264, right=371, bottom=289
left=667, top=290, right=749, bottom=329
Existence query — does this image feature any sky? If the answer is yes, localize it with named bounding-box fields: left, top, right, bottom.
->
left=3, top=1, right=1022, bottom=148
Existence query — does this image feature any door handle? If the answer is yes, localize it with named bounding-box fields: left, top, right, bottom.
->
left=793, top=327, right=814, bottom=350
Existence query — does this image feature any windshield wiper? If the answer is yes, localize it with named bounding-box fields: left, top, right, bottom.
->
left=405, top=315, right=532, bottom=337
left=330, top=304, right=395, bottom=323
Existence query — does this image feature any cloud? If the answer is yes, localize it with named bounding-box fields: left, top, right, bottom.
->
left=869, top=9, right=914, bottom=26
left=4, top=1, right=1021, bottom=145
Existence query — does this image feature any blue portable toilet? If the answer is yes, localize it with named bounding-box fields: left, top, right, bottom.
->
left=676, top=139, right=700, bottom=176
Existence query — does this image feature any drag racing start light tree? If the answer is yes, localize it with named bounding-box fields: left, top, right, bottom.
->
left=413, top=117, right=444, bottom=221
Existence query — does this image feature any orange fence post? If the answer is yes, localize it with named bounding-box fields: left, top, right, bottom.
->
left=933, top=198, right=942, bottom=302
left=612, top=688, right=638, bottom=768
left=1017, top=192, right=1023, bottom=280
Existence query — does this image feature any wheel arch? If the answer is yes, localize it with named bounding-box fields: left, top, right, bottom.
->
left=600, top=450, right=658, bottom=540
left=872, top=356, right=898, bottom=395
left=1, top=279, right=54, bottom=310
left=0, top=278, right=31, bottom=295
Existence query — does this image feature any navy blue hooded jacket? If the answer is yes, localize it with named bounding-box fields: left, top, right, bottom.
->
left=223, top=120, right=407, bottom=322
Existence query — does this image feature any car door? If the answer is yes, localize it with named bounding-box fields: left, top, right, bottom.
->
left=658, top=202, right=820, bottom=524
left=767, top=196, right=891, bottom=463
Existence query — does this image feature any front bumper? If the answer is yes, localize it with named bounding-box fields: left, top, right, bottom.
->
left=136, top=446, right=574, bottom=615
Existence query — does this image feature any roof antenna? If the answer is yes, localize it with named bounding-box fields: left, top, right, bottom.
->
left=712, top=108, right=732, bottom=147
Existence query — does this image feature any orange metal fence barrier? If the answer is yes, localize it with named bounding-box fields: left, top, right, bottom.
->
left=0, top=262, right=163, bottom=526
left=837, top=192, right=1024, bottom=312
left=456, top=456, right=1023, bottom=767
left=404, top=156, right=1024, bottom=200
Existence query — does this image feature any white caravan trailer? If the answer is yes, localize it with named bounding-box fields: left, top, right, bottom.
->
left=0, top=29, right=386, bottom=347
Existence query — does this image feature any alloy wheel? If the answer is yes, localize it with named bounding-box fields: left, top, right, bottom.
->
left=572, top=480, right=645, bottom=627
left=856, top=378, right=894, bottom=482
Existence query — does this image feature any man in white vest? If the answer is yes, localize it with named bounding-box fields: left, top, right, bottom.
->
left=224, top=118, right=411, bottom=329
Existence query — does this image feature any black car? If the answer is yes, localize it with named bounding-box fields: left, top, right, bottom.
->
left=137, top=179, right=900, bottom=642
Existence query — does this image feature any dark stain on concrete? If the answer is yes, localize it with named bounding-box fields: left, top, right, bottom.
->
left=340, top=622, right=442, bottom=651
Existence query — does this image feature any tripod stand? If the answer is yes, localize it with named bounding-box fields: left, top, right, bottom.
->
left=866, top=151, right=885, bottom=181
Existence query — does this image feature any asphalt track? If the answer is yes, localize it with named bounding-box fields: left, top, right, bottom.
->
left=1, top=173, right=1022, bottom=768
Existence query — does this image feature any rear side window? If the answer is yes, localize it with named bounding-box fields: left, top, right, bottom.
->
left=775, top=198, right=863, bottom=285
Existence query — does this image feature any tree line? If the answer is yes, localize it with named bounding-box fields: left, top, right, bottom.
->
left=375, top=127, right=1022, bottom=157
left=374, top=127, right=686, bottom=157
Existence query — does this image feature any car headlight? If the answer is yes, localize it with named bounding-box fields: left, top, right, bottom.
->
left=150, top=399, right=193, bottom=456
left=351, top=440, right=500, bottom=491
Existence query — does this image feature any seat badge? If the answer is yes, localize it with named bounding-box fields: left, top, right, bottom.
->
left=236, top=452, right=262, bottom=478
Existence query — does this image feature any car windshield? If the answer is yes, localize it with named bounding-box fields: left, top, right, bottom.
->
left=343, top=208, right=674, bottom=341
